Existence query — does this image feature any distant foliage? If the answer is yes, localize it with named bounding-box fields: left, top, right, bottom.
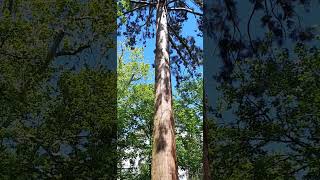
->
left=209, top=43, right=320, bottom=179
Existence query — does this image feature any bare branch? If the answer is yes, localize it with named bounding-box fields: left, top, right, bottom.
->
left=56, top=44, right=90, bottom=57
left=130, top=0, right=156, bottom=6
left=168, top=7, right=203, bottom=16
left=46, top=30, right=65, bottom=62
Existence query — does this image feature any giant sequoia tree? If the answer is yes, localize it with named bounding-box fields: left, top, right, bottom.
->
left=119, top=0, right=203, bottom=179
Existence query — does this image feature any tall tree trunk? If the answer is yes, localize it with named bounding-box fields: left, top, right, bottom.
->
left=151, top=0, right=178, bottom=179
left=203, top=89, right=211, bottom=180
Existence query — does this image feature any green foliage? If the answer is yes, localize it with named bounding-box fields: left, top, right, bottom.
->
left=0, top=0, right=117, bottom=179
left=175, top=79, right=203, bottom=179
left=0, top=67, right=117, bottom=179
left=117, top=46, right=203, bottom=179
left=117, top=45, right=153, bottom=179
left=210, top=43, right=320, bottom=179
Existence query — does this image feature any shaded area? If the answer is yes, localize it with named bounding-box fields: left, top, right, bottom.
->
left=0, top=1, right=117, bottom=179
left=155, top=123, right=168, bottom=153
left=204, top=0, right=320, bottom=179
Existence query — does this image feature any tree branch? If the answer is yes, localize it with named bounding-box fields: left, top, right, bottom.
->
left=56, top=44, right=90, bottom=57
left=130, top=0, right=156, bottom=6
left=123, top=4, right=149, bottom=15
left=168, top=35, right=188, bottom=66
left=168, top=7, right=203, bottom=16
left=168, top=24, right=198, bottom=64
left=46, top=30, right=65, bottom=62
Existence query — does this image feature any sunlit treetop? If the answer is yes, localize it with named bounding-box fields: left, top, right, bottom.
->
left=118, top=0, right=204, bottom=86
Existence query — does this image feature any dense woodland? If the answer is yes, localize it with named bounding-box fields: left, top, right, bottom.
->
left=0, top=0, right=320, bottom=179
left=0, top=0, right=117, bottom=179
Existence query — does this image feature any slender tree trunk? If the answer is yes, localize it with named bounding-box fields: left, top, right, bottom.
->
left=151, top=0, right=178, bottom=179
left=203, top=89, right=211, bottom=180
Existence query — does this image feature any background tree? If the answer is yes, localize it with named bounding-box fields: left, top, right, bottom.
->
left=209, top=41, right=320, bottom=179
left=204, top=0, right=320, bottom=178
left=174, top=78, right=203, bottom=179
left=0, top=0, right=117, bottom=178
left=117, top=45, right=154, bottom=179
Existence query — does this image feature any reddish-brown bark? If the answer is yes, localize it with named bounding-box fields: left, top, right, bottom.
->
left=151, top=0, right=178, bottom=179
